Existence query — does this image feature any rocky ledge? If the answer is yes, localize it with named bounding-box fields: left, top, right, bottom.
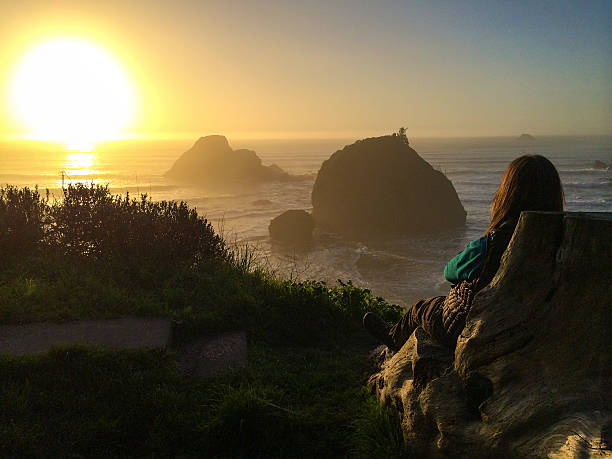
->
left=369, top=211, right=612, bottom=457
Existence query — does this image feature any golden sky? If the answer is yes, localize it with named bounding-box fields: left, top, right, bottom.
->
left=1, top=0, right=611, bottom=140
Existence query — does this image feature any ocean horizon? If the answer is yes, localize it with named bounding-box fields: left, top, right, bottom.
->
left=2, top=134, right=610, bottom=306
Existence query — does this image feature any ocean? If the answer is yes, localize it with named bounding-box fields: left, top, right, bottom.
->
left=1, top=135, right=610, bottom=307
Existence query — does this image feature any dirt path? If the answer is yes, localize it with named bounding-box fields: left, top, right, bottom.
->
left=0, top=318, right=172, bottom=356
left=1, top=318, right=247, bottom=378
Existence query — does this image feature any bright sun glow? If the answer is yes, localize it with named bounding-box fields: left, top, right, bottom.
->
left=9, top=38, right=136, bottom=151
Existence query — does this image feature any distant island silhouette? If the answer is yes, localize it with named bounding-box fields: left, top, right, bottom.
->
left=165, top=135, right=291, bottom=184
left=518, top=133, right=535, bottom=141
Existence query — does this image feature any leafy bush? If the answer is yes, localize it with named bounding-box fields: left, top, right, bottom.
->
left=0, top=184, right=227, bottom=281
left=0, top=186, right=49, bottom=257
left=332, top=279, right=402, bottom=323
left=51, top=184, right=226, bottom=265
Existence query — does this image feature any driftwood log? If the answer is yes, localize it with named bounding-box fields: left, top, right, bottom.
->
left=369, top=211, right=612, bottom=457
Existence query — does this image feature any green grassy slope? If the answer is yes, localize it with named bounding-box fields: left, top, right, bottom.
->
left=0, top=184, right=406, bottom=457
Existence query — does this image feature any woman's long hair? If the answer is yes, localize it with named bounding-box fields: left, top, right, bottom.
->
left=486, top=155, right=564, bottom=234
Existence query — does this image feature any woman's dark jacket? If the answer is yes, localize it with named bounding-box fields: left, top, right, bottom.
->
left=387, top=222, right=516, bottom=350
left=438, top=222, right=516, bottom=346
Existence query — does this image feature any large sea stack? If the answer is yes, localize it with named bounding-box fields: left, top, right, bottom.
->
left=165, top=135, right=289, bottom=184
left=369, top=212, right=612, bottom=456
left=311, top=134, right=466, bottom=239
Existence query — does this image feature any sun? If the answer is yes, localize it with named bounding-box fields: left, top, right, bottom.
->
left=8, top=37, right=136, bottom=151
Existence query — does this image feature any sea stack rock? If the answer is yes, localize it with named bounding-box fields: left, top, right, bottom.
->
left=368, top=212, right=612, bottom=457
left=165, top=135, right=289, bottom=184
left=269, top=210, right=315, bottom=246
left=311, top=134, right=466, bottom=239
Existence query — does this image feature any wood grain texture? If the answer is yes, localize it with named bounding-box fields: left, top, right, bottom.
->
left=369, top=212, right=612, bottom=457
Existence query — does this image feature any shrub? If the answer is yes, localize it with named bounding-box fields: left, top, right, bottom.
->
left=0, top=186, right=49, bottom=258
left=49, top=184, right=227, bottom=268
left=0, top=184, right=227, bottom=280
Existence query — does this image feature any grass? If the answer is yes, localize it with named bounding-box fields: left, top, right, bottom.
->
left=0, top=184, right=405, bottom=456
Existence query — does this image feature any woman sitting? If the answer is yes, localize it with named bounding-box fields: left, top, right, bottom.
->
left=364, top=154, right=565, bottom=350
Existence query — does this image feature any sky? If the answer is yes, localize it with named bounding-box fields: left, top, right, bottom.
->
left=1, top=0, right=611, bottom=139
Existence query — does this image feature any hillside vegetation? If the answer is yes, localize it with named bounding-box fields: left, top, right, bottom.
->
left=0, top=184, right=405, bottom=456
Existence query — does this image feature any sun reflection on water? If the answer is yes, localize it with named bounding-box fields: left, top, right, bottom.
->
left=66, top=152, right=95, bottom=173
left=59, top=150, right=105, bottom=187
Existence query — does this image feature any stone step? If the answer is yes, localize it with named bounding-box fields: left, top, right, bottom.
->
left=176, top=331, right=248, bottom=377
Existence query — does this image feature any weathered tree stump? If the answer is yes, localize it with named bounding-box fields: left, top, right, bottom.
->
left=369, top=212, right=612, bottom=457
